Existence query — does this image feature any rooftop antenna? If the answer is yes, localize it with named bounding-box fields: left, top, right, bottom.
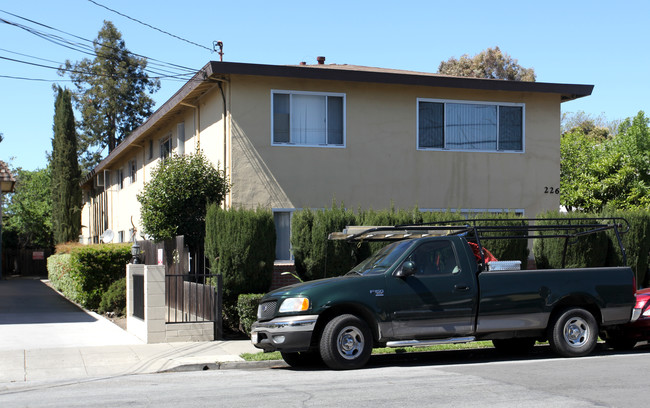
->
left=213, top=41, right=224, bottom=61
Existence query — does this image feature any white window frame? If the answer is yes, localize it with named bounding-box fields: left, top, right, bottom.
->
left=160, top=135, right=172, bottom=160
left=176, top=123, right=185, bottom=155
left=117, top=168, right=124, bottom=190
left=273, top=208, right=296, bottom=261
left=128, top=159, right=137, bottom=185
left=422, top=208, right=525, bottom=217
left=271, top=90, right=346, bottom=148
left=417, top=98, right=525, bottom=153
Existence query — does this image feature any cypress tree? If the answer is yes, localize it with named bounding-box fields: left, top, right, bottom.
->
left=51, top=87, right=82, bottom=244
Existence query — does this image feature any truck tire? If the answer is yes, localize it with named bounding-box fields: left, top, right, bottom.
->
left=280, top=351, right=323, bottom=368
left=492, top=338, right=536, bottom=355
left=548, top=308, right=598, bottom=357
left=319, top=314, right=372, bottom=370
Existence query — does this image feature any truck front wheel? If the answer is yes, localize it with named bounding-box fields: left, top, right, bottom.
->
left=280, top=351, right=323, bottom=368
left=548, top=308, right=598, bottom=357
left=319, top=314, right=372, bottom=370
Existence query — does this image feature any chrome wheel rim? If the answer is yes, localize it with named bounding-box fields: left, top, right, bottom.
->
left=336, top=326, right=365, bottom=360
left=563, top=316, right=591, bottom=348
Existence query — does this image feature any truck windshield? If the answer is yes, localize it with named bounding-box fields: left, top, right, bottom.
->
left=348, top=240, right=415, bottom=276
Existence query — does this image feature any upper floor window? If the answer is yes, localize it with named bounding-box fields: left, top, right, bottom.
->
left=177, top=123, right=185, bottom=155
left=116, top=168, right=124, bottom=190
left=272, top=90, right=345, bottom=147
left=418, top=99, right=524, bottom=152
left=128, top=159, right=137, bottom=184
left=160, top=136, right=171, bottom=160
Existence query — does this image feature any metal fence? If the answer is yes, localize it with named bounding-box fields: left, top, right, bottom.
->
left=135, top=235, right=222, bottom=339
left=166, top=273, right=223, bottom=339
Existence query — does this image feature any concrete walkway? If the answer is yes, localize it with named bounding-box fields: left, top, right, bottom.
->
left=0, top=278, right=265, bottom=383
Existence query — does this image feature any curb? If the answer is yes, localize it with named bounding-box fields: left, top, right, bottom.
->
left=160, top=360, right=287, bottom=373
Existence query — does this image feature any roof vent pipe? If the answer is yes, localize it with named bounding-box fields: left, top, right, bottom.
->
left=300, top=61, right=306, bottom=65
left=317, top=56, right=325, bottom=65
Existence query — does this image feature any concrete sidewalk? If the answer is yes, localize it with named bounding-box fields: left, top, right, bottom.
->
left=0, top=278, right=269, bottom=384
left=0, top=339, right=264, bottom=383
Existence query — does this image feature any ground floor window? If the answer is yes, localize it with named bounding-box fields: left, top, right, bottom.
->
left=273, top=209, right=294, bottom=260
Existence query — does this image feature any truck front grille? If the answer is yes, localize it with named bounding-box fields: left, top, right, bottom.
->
left=258, top=300, right=277, bottom=321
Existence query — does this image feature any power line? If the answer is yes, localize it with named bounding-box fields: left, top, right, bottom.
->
left=87, top=0, right=212, bottom=52
left=0, top=54, right=196, bottom=82
left=0, top=11, right=199, bottom=75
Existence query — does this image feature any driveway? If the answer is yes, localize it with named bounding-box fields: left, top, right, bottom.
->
left=0, top=278, right=142, bottom=351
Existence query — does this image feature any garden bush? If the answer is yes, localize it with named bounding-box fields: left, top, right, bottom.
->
left=533, top=211, right=609, bottom=269
left=47, top=243, right=132, bottom=309
left=602, top=209, right=650, bottom=288
left=237, top=294, right=264, bottom=336
left=98, top=277, right=126, bottom=316
left=205, top=205, right=275, bottom=331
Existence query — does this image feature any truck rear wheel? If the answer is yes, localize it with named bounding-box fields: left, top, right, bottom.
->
left=548, top=308, right=598, bottom=357
left=319, top=314, right=372, bottom=370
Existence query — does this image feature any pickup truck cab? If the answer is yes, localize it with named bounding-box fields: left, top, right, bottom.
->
left=251, top=219, right=637, bottom=369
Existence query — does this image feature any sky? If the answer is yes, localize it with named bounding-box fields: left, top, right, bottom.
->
left=1, top=0, right=649, bottom=171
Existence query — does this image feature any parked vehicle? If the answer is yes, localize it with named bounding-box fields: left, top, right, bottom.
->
left=251, top=218, right=638, bottom=369
left=605, top=287, right=650, bottom=350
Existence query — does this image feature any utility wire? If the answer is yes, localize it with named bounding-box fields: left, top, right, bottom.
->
left=0, top=11, right=199, bottom=74
left=87, top=0, right=212, bottom=52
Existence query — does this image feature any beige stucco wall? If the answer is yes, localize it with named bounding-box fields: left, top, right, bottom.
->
left=228, top=74, right=561, bottom=217
left=81, top=72, right=564, bottom=244
left=81, top=105, right=216, bottom=243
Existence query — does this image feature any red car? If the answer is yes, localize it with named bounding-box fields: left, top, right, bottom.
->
left=606, top=288, right=650, bottom=350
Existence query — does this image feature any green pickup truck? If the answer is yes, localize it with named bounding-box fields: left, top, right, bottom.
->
left=251, top=219, right=638, bottom=369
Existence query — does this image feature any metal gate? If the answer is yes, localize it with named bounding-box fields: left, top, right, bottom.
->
left=165, top=272, right=223, bottom=339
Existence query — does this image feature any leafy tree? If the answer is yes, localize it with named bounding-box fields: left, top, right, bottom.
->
left=561, top=111, right=618, bottom=139
left=437, top=46, right=536, bottom=81
left=2, top=167, right=53, bottom=248
left=59, top=21, right=160, bottom=173
left=137, top=150, right=229, bottom=249
left=0, top=133, right=3, bottom=143
left=51, top=87, right=82, bottom=244
left=560, top=111, right=650, bottom=212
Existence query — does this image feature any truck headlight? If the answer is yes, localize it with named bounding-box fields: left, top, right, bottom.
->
left=279, top=297, right=310, bottom=313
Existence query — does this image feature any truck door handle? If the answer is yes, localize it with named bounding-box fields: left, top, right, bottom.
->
left=454, top=284, right=470, bottom=292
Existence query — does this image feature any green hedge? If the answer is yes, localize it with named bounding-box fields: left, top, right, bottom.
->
left=602, top=209, right=650, bottom=288
left=205, top=205, right=275, bottom=329
left=98, top=277, right=126, bottom=316
left=533, top=211, right=609, bottom=269
left=291, top=203, right=357, bottom=281
left=291, top=206, right=531, bottom=279
left=47, top=243, right=132, bottom=310
left=237, top=294, right=264, bottom=336
left=469, top=213, right=530, bottom=269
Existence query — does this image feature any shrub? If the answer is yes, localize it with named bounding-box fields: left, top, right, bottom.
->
left=237, top=294, right=264, bottom=336
left=470, top=213, right=530, bottom=269
left=98, top=277, right=126, bottom=316
left=291, top=202, right=357, bottom=281
left=47, top=253, right=82, bottom=302
left=533, top=211, right=609, bottom=269
left=205, top=205, right=275, bottom=330
left=47, top=243, right=132, bottom=309
left=602, top=209, right=650, bottom=288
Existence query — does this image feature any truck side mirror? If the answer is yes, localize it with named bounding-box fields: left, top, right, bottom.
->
left=397, top=261, right=416, bottom=278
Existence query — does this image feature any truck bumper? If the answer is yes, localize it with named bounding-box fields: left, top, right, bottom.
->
left=251, top=315, right=318, bottom=353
